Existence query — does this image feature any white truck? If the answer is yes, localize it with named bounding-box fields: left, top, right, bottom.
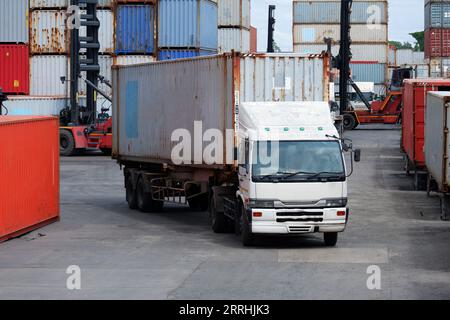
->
left=112, top=54, right=360, bottom=246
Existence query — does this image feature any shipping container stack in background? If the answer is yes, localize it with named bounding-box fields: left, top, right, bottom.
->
left=293, top=0, right=389, bottom=96
left=158, top=0, right=218, bottom=60
left=0, top=0, right=30, bottom=96
left=389, top=48, right=429, bottom=79
left=217, top=0, right=251, bottom=53
left=425, top=0, right=450, bottom=77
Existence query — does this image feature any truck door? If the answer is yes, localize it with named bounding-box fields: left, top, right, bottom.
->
left=238, top=139, right=251, bottom=202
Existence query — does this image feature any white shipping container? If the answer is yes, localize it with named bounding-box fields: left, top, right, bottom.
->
left=218, top=28, right=250, bottom=53
left=112, top=53, right=329, bottom=162
left=425, top=91, right=450, bottom=192
left=294, top=43, right=388, bottom=63
left=30, top=10, right=67, bottom=54
left=3, top=96, right=67, bottom=116
left=293, top=24, right=388, bottom=43
left=30, top=55, right=68, bottom=96
left=30, top=0, right=67, bottom=8
left=114, top=55, right=156, bottom=66
left=218, top=0, right=250, bottom=28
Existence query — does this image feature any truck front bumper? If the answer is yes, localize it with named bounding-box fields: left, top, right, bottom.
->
left=250, top=207, right=348, bottom=235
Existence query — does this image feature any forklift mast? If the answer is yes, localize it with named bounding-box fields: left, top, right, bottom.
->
left=267, top=5, right=276, bottom=53
left=337, top=0, right=353, bottom=114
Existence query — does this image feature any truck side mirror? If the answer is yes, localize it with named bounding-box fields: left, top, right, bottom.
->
left=354, top=149, right=361, bottom=162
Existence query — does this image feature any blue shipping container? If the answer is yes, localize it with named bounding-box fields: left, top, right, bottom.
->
left=158, top=0, right=218, bottom=49
left=350, top=63, right=386, bottom=84
left=293, top=1, right=387, bottom=24
left=116, top=5, right=154, bottom=54
left=158, top=49, right=217, bottom=61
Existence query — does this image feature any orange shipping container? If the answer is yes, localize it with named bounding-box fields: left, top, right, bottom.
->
left=0, top=116, right=60, bottom=243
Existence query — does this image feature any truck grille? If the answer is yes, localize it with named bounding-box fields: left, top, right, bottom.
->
left=277, top=211, right=323, bottom=223
left=288, top=226, right=314, bottom=234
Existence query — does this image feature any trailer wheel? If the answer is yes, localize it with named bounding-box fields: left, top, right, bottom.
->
left=60, top=130, right=76, bottom=156
left=343, top=114, right=357, bottom=131
left=324, top=232, right=338, bottom=247
left=126, top=175, right=138, bottom=210
left=210, top=196, right=227, bottom=233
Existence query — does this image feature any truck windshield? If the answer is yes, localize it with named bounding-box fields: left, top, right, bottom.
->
left=252, top=141, right=345, bottom=182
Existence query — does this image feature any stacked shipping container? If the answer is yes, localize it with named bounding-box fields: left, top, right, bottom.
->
left=158, top=0, right=218, bottom=60
left=425, top=0, right=450, bottom=77
left=292, top=0, right=389, bottom=91
left=0, top=0, right=30, bottom=95
left=217, top=0, right=251, bottom=53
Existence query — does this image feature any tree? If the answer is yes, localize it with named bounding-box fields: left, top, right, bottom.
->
left=389, top=41, right=414, bottom=50
left=410, top=31, right=424, bottom=52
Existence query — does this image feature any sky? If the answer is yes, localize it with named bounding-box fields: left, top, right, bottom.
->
left=251, top=0, right=424, bottom=52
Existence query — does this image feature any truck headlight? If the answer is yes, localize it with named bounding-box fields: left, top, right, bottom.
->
left=248, top=200, right=275, bottom=208
left=325, top=198, right=348, bottom=207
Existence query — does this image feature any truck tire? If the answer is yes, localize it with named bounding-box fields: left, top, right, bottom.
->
left=136, top=178, right=164, bottom=213
left=210, top=197, right=227, bottom=233
left=60, top=130, right=76, bottom=156
left=126, top=175, right=138, bottom=210
left=414, top=172, right=427, bottom=191
left=239, top=203, right=254, bottom=247
left=324, top=232, right=338, bottom=247
left=343, top=114, right=357, bottom=131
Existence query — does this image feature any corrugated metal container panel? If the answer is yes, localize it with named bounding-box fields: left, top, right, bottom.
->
left=3, top=96, right=67, bottom=116
left=293, top=0, right=387, bottom=24
left=425, top=28, right=450, bottom=58
left=412, top=52, right=425, bottom=65
left=114, top=55, right=156, bottom=65
left=429, top=58, right=450, bottom=77
left=78, top=55, right=113, bottom=96
left=218, top=0, right=250, bottom=28
left=425, top=91, right=450, bottom=191
left=0, top=116, right=60, bottom=243
left=425, top=1, right=450, bottom=28
left=294, top=43, right=388, bottom=62
left=402, top=79, right=450, bottom=168
left=0, top=0, right=29, bottom=43
left=239, top=54, right=327, bottom=102
left=389, top=45, right=396, bottom=66
left=116, top=5, right=155, bottom=54
left=80, top=10, right=114, bottom=54
left=349, top=62, right=386, bottom=83
left=158, top=0, right=218, bottom=49
left=30, top=55, right=68, bottom=96
left=112, top=53, right=329, bottom=161
left=158, top=49, right=216, bottom=60
left=415, top=65, right=430, bottom=78
left=0, top=45, right=30, bottom=95
left=30, top=0, right=67, bottom=8
left=30, top=10, right=67, bottom=54
left=397, top=49, right=414, bottom=65
left=218, top=28, right=250, bottom=53
left=250, top=26, right=257, bottom=52
left=293, top=24, right=387, bottom=43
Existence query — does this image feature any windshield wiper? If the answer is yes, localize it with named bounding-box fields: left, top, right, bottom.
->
left=304, top=172, right=345, bottom=180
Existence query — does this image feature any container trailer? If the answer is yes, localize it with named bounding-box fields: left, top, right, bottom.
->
left=402, top=79, right=450, bottom=190
left=425, top=91, right=450, bottom=221
left=112, top=53, right=361, bottom=246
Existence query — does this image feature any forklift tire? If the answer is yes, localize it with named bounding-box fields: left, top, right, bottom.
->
left=136, top=178, right=163, bottom=213
left=324, top=232, right=338, bottom=247
left=60, top=130, right=76, bottom=156
left=126, top=176, right=138, bottom=210
left=343, top=114, right=357, bottom=131
left=210, top=197, right=227, bottom=233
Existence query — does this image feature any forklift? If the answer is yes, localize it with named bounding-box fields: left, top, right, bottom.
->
left=334, top=0, right=412, bottom=130
left=59, top=0, right=112, bottom=156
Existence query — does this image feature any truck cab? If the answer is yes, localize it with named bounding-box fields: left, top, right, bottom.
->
left=221, top=102, right=359, bottom=246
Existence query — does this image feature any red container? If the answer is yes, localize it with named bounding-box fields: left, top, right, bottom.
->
left=0, top=45, right=29, bottom=95
left=0, top=116, right=60, bottom=243
left=402, top=79, right=450, bottom=169
left=425, top=28, right=450, bottom=58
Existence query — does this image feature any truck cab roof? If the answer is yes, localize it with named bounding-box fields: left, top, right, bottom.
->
left=239, top=102, right=339, bottom=141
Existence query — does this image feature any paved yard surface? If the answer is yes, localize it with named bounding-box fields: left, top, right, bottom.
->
left=1, top=124, right=450, bottom=299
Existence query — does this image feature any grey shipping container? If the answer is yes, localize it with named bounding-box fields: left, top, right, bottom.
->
left=425, top=91, right=450, bottom=192
left=112, top=53, right=329, bottom=164
left=3, top=96, right=67, bottom=116
left=425, top=0, right=450, bottom=28
left=0, top=0, right=29, bottom=43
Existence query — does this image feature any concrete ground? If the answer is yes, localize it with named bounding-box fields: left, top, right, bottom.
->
left=1, top=124, right=450, bottom=300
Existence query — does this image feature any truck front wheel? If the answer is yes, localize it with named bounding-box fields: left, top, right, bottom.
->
left=324, top=232, right=338, bottom=247
left=126, top=175, right=138, bottom=210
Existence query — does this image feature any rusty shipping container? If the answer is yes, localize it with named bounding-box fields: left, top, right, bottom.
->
left=402, top=79, right=450, bottom=171
left=0, top=116, right=60, bottom=243
left=112, top=53, right=329, bottom=164
left=30, top=10, right=68, bottom=54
